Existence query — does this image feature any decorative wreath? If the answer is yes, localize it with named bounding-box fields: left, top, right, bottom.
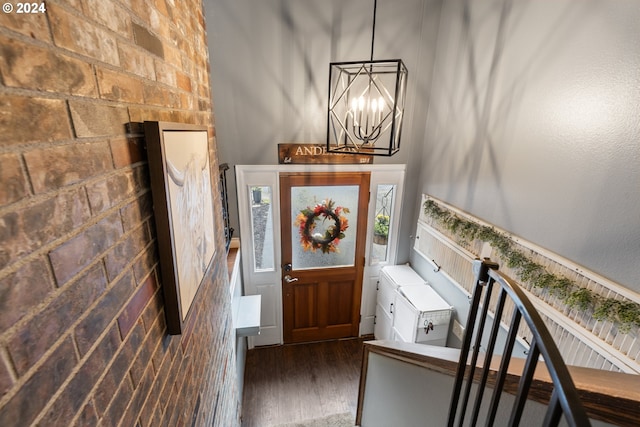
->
left=294, top=199, right=350, bottom=253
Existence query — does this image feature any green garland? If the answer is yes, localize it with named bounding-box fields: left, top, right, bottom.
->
left=423, top=199, right=640, bottom=333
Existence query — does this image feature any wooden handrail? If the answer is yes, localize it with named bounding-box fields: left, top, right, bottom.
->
left=357, top=340, right=640, bottom=426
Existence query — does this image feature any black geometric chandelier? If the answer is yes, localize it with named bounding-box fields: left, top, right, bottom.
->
left=326, top=0, right=408, bottom=157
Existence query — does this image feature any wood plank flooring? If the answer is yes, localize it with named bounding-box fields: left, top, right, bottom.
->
left=241, top=338, right=365, bottom=427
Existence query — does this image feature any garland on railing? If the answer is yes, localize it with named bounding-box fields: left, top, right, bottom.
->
left=423, top=198, right=640, bottom=332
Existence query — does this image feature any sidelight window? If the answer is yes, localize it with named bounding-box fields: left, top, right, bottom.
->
left=249, top=185, right=275, bottom=271
left=371, top=184, right=395, bottom=264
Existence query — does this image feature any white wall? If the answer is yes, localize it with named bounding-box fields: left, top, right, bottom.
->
left=204, top=0, right=443, bottom=256
left=419, top=0, right=640, bottom=290
left=204, top=0, right=640, bottom=292
left=360, top=344, right=614, bottom=426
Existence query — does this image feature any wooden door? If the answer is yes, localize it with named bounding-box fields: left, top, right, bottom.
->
left=280, top=172, right=370, bottom=343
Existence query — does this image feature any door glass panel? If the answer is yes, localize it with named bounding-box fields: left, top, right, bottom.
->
left=372, top=184, right=395, bottom=264
left=249, top=185, right=274, bottom=271
left=291, top=185, right=359, bottom=270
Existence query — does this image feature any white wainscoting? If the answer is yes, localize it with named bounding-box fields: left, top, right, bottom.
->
left=414, top=194, right=640, bottom=374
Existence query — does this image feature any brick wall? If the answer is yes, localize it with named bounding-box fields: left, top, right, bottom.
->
left=0, top=0, right=240, bottom=425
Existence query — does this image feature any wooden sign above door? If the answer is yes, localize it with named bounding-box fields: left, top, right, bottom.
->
left=278, top=143, right=373, bottom=164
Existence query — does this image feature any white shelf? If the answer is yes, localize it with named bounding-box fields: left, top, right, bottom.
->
left=234, top=295, right=261, bottom=337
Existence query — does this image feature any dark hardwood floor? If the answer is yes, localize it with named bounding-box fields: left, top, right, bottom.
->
left=241, top=338, right=366, bottom=427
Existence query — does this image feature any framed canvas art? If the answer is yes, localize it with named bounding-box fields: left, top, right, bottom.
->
left=144, top=121, right=216, bottom=335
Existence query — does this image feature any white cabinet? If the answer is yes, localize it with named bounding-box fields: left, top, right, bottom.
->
left=393, top=285, right=451, bottom=346
left=374, top=266, right=427, bottom=341
left=374, top=276, right=397, bottom=341
left=374, top=265, right=452, bottom=347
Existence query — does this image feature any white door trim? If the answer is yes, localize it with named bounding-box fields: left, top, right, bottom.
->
left=236, top=164, right=406, bottom=347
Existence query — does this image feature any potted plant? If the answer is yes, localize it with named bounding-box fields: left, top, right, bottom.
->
left=373, top=214, right=389, bottom=245
left=251, top=187, right=262, bottom=204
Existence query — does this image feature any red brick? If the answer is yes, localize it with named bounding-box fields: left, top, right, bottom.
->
left=148, top=10, right=171, bottom=40
left=127, top=106, right=163, bottom=123
left=161, top=44, right=181, bottom=68
left=8, top=265, right=106, bottom=376
left=132, top=163, right=151, bottom=192
left=157, top=340, right=181, bottom=415
left=0, top=257, right=54, bottom=331
left=174, top=34, right=192, bottom=62
left=0, top=35, right=97, bottom=96
left=166, top=374, right=189, bottom=426
left=168, top=90, right=182, bottom=108
left=124, top=318, right=146, bottom=354
left=154, top=0, right=170, bottom=18
left=180, top=92, right=195, bottom=110
left=97, top=67, right=145, bottom=103
left=86, top=169, right=136, bottom=215
left=0, top=188, right=91, bottom=270
left=83, top=0, right=131, bottom=36
left=179, top=366, right=198, bottom=419
left=0, top=95, right=71, bottom=147
left=104, top=225, right=149, bottom=281
left=199, top=98, right=212, bottom=113
left=140, top=337, right=168, bottom=425
left=118, top=273, right=157, bottom=339
left=55, top=0, right=83, bottom=11
left=38, top=325, right=121, bottom=426
left=48, top=3, right=120, bottom=66
left=180, top=306, right=197, bottom=352
left=139, top=390, right=161, bottom=427
left=128, top=0, right=151, bottom=26
left=149, top=312, right=168, bottom=371
left=93, top=348, right=132, bottom=416
left=24, top=142, right=112, bottom=193
left=111, top=137, right=146, bottom=168
left=132, top=244, right=157, bottom=285
left=0, top=153, right=28, bottom=207
left=100, top=375, right=134, bottom=426
left=129, top=331, right=155, bottom=388
left=142, top=82, right=171, bottom=106
left=0, top=8, right=50, bottom=41
left=120, top=195, right=153, bottom=232
left=0, top=1, right=240, bottom=425
left=72, top=401, right=98, bottom=427
left=154, top=60, right=176, bottom=86
left=0, top=337, right=77, bottom=426
left=149, top=407, right=163, bottom=427
left=49, top=213, right=123, bottom=286
left=0, top=357, right=12, bottom=398
left=120, top=363, right=154, bottom=427
left=68, top=100, right=129, bottom=138
left=74, top=271, right=134, bottom=356
left=94, top=319, right=143, bottom=415
left=141, top=283, right=163, bottom=332
left=118, top=42, right=155, bottom=80
left=176, top=71, right=192, bottom=92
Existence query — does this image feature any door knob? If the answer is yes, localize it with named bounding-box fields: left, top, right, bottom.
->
left=284, top=275, right=298, bottom=283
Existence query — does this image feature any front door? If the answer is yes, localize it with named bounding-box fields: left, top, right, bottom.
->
left=280, top=172, right=370, bottom=343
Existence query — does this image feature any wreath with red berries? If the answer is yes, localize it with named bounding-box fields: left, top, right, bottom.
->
left=294, top=199, right=350, bottom=253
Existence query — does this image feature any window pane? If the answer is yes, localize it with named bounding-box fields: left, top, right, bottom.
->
left=291, top=185, right=359, bottom=269
left=372, top=184, right=394, bottom=264
left=250, top=186, right=274, bottom=271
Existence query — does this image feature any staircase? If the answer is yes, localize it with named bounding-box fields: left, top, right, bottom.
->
left=356, top=340, right=639, bottom=426
left=357, top=258, right=639, bottom=427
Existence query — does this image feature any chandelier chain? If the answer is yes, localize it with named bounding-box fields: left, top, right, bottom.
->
left=370, top=0, right=377, bottom=61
